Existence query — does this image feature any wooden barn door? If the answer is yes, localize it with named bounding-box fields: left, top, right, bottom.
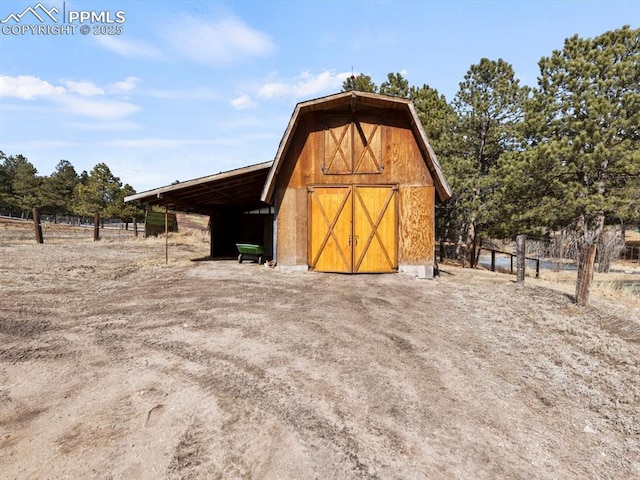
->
left=353, top=186, right=397, bottom=273
left=309, top=185, right=397, bottom=273
left=308, top=186, right=353, bottom=273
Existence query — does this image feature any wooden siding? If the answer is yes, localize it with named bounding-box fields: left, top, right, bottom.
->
left=398, top=186, right=435, bottom=264
left=275, top=186, right=307, bottom=266
left=275, top=109, right=436, bottom=269
left=279, top=111, right=434, bottom=188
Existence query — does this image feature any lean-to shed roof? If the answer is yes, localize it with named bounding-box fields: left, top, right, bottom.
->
left=124, top=161, right=272, bottom=214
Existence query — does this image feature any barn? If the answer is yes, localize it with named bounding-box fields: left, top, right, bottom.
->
left=125, top=91, right=451, bottom=278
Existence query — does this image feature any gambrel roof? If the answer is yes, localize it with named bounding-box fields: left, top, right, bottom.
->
left=261, top=91, right=452, bottom=203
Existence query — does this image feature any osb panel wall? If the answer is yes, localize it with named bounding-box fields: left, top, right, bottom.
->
left=398, top=186, right=435, bottom=265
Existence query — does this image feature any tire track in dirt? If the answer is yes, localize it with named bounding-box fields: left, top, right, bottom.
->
left=141, top=337, right=389, bottom=479
left=166, top=418, right=213, bottom=480
left=439, top=278, right=640, bottom=475
left=2, top=230, right=640, bottom=479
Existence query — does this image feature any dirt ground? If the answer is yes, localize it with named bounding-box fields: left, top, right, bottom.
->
left=1, top=219, right=639, bottom=479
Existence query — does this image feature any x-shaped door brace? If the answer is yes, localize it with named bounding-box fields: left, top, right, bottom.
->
left=353, top=187, right=396, bottom=271
left=324, top=124, right=351, bottom=173
left=324, top=119, right=382, bottom=174
left=353, top=122, right=382, bottom=173
left=310, top=188, right=352, bottom=270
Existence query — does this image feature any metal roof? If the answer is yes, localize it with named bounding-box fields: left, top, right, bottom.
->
left=124, top=161, right=273, bottom=214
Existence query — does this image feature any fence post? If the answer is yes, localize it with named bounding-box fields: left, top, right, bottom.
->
left=491, top=250, right=496, bottom=272
left=94, top=212, right=100, bottom=241
left=165, top=205, right=169, bottom=264
left=32, top=208, right=43, bottom=244
left=516, top=235, right=526, bottom=283
left=134, top=218, right=138, bottom=238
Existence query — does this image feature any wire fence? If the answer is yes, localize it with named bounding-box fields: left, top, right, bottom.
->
left=438, top=226, right=638, bottom=272
left=621, top=245, right=640, bottom=263
left=0, top=213, right=134, bottom=229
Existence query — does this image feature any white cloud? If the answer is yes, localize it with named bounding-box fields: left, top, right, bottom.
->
left=258, top=70, right=351, bottom=100
left=0, top=75, right=65, bottom=99
left=59, top=96, right=141, bottom=120
left=108, top=76, right=140, bottom=93
left=63, top=120, right=142, bottom=131
left=230, top=94, right=256, bottom=110
left=94, top=36, right=163, bottom=59
left=146, top=87, right=221, bottom=101
left=65, top=80, right=104, bottom=96
left=0, top=74, right=141, bottom=121
left=166, top=14, right=274, bottom=65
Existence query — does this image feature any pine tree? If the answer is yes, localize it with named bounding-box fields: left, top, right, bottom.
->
left=115, top=183, right=145, bottom=225
left=409, top=84, right=456, bottom=155
left=72, top=163, right=123, bottom=219
left=342, top=73, right=378, bottom=93
left=0, top=151, right=11, bottom=215
left=449, top=58, right=529, bottom=265
left=380, top=72, right=410, bottom=98
left=3, top=154, right=40, bottom=218
left=521, top=26, right=640, bottom=304
left=41, top=160, right=79, bottom=220
left=408, top=85, right=460, bottom=248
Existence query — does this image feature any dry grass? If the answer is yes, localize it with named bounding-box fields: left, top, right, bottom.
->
left=2, top=218, right=640, bottom=479
left=0, top=217, right=210, bottom=246
left=530, top=266, right=640, bottom=307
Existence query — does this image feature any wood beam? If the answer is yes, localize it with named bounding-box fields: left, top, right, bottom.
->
left=156, top=193, right=209, bottom=212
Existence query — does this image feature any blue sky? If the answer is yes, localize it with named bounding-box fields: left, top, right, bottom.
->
left=0, top=0, right=638, bottom=192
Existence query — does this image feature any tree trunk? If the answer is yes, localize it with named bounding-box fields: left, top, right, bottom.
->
left=32, top=208, right=43, bottom=244
left=94, top=212, right=100, bottom=241
left=465, top=219, right=477, bottom=268
left=456, top=234, right=464, bottom=264
left=575, top=243, right=597, bottom=306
